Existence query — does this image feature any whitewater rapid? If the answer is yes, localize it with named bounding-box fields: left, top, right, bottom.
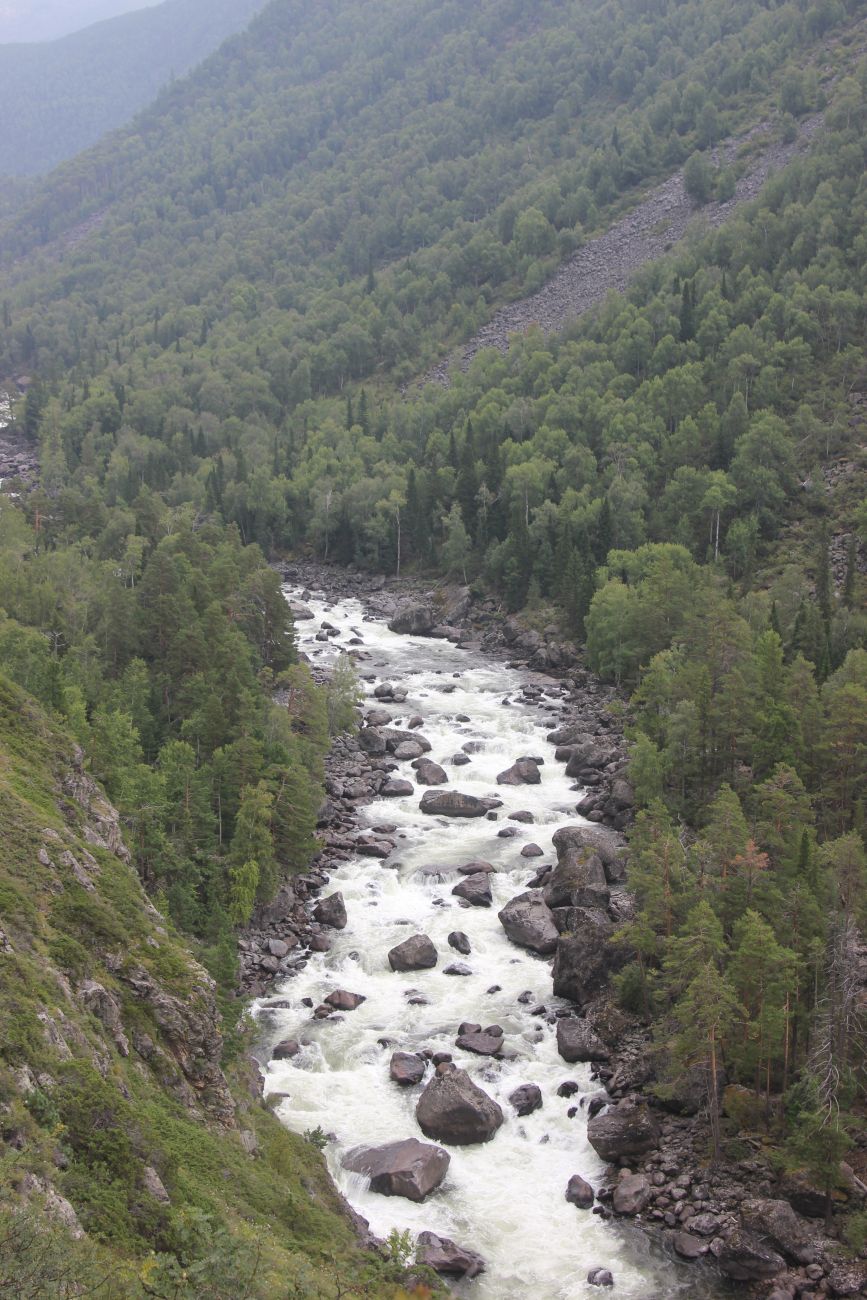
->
left=256, top=588, right=710, bottom=1298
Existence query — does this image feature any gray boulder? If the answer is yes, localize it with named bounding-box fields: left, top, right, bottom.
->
left=413, top=758, right=448, bottom=786
left=452, top=873, right=492, bottom=907
left=417, top=1231, right=485, bottom=1278
left=566, top=1174, right=595, bottom=1208
left=717, top=1229, right=785, bottom=1282
left=394, top=741, right=425, bottom=761
left=388, top=934, right=438, bottom=972
left=448, top=931, right=471, bottom=955
left=342, top=1138, right=449, bottom=1202
left=390, top=1052, right=426, bottom=1086
left=416, top=1067, right=504, bottom=1145
left=456, top=1030, right=503, bottom=1057
left=496, top=758, right=541, bottom=786
left=588, top=1269, right=614, bottom=1288
left=420, top=790, right=491, bottom=818
left=613, top=1172, right=652, bottom=1215
left=358, top=727, right=387, bottom=756
left=498, top=891, right=559, bottom=955
left=556, top=1018, right=610, bottom=1063
left=552, top=908, right=626, bottom=1004
left=510, top=1084, right=542, bottom=1116
left=272, top=1038, right=301, bottom=1061
left=543, top=847, right=609, bottom=908
left=388, top=604, right=436, bottom=636
left=587, top=1102, right=659, bottom=1163
left=313, top=892, right=347, bottom=930
left=741, top=1199, right=816, bottom=1264
left=382, top=778, right=414, bottom=797
left=552, top=824, right=626, bottom=885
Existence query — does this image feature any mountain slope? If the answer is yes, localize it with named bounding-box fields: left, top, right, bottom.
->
left=0, top=0, right=162, bottom=44
left=0, top=0, right=267, bottom=176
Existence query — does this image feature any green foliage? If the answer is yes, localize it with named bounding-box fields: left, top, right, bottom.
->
left=326, top=655, right=362, bottom=736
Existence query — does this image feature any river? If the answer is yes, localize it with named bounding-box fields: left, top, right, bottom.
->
left=256, top=585, right=715, bottom=1298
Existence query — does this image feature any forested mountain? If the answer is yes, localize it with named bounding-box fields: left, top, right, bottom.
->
left=0, top=0, right=161, bottom=44
left=0, top=0, right=865, bottom=1290
left=0, top=0, right=268, bottom=176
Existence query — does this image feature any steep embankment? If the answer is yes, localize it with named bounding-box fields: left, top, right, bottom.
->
left=0, top=674, right=393, bottom=1298
left=421, top=111, right=824, bottom=386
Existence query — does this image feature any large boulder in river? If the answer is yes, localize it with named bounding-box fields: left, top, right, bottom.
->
left=416, top=1067, right=504, bottom=1145
left=383, top=728, right=432, bottom=755
left=498, top=892, right=559, bottom=955
left=390, top=1052, right=427, bottom=1087
left=587, top=1101, right=659, bottom=1163
left=566, top=1174, right=595, bottom=1208
left=452, top=873, right=492, bottom=907
left=552, top=908, right=626, bottom=1004
left=388, top=603, right=436, bottom=636
left=496, top=758, right=541, bottom=786
left=413, top=757, right=448, bottom=786
left=417, top=1232, right=485, bottom=1278
left=556, top=1018, right=610, bottom=1063
left=342, top=1138, right=449, bottom=1202
left=510, top=1084, right=542, bottom=1116
left=313, top=892, right=348, bottom=930
left=552, top=825, right=626, bottom=885
left=544, top=846, right=609, bottom=908
left=564, top=738, right=618, bottom=776
left=381, top=777, right=414, bottom=797
left=420, top=790, right=491, bottom=818
left=388, top=934, right=438, bottom=971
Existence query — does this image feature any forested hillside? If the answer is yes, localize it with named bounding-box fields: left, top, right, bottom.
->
left=0, top=0, right=865, bottom=1287
left=0, top=0, right=162, bottom=44
left=0, top=0, right=267, bottom=176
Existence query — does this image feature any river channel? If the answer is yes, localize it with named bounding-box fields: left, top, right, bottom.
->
left=256, top=586, right=716, bottom=1299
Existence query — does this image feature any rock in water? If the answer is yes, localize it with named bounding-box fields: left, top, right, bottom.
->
left=324, top=990, right=366, bottom=1011
left=556, top=1017, right=609, bottom=1063
left=587, top=1102, right=659, bottom=1162
left=271, top=1038, right=301, bottom=1061
left=565, top=1174, right=594, bottom=1208
left=416, top=1067, right=504, bottom=1145
left=388, top=934, right=438, bottom=971
left=417, top=1231, right=485, bottom=1278
left=388, top=603, right=436, bottom=635
left=342, top=1138, right=449, bottom=1202
left=451, top=873, right=492, bottom=907
left=313, top=892, right=347, bottom=930
left=509, top=1084, right=542, bottom=1116
left=420, top=790, right=490, bottom=818
left=496, top=758, right=541, bottom=785
left=587, top=1268, right=614, bottom=1287
left=448, top=931, right=471, bottom=955
left=413, top=757, right=448, bottom=785
left=456, top=1030, right=503, bottom=1056
left=390, top=1051, right=426, bottom=1086
left=498, top=891, right=559, bottom=955
left=381, top=777, right=414, bottom=797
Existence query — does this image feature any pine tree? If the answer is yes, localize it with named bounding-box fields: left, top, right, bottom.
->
left=671, top=962, right=743, bottom=1158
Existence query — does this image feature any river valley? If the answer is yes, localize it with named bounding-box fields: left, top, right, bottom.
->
left=255, top=584, right=721, bottom=1299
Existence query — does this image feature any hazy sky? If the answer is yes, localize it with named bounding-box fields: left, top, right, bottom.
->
left=0, top=0, right=162, bottom=43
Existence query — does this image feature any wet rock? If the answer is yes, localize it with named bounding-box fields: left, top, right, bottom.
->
left=741, top=1199, right=816, bottom=1264
left=510, top=1084, right=543, bottom=1116
left=420, top=791, right=490, bottom=818
left=444, top=963, right=473, bottom=976
left=272, top=1038, right=301, bottom=1061
left=498, top=891, right=559, bottom=955
left=673, top=1232, right=707, bottom=1259
left=324, top=990, right=366, bottom=1011
left=552, top=908, right=626, bottom=1003
left=458, top=860, right=495, bottom=874
left=566, top=1174, right=595, bottom=1208
left=381, top=778, right=414, bottom=797
left=416, top=1067, right=504, bottom=1145
left=417, top=1231, right=485, bottom=1278
left=358, top=727, right=387, bottom=756
left=587, top=1269, right=614, bottom=1288
left=509, top=810, right=535, bottom=824
left=413, top=758, right=448, bottom=786
left=313, top=892, right=348, bottom=930
left=556, top=1018, right=610, bottom=1063
left=288, top=601, right=315, bottom=620
left=394, top=741, right=425, bottom=761
left=452, top=753, right=472, bottom=766
left=365, top=708, right=392, bottom=727
left=452, top=873, right=493, bottom=907
left=587, top=1101, right=658, bottom=1163
left=448, top=931, right=472, bottom=955
left=496, top=758, right=541, bottom=786
left=390, top=1052, right=426, bottom=1086
left=408, top=715, right=424, bottom=729
left=613, top=1172, right=651, bottom=1215
left=456, top=1030, right=503, bottom=1056
left=717, top=1229, right=785, bottom=1281
left=388, top=934, right=438, bottom=971
left=388, top=604, right=436, bottom=636
left=342, top=1138, right=449, bottom=1202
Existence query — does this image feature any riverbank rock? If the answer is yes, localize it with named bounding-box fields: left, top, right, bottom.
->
left=416, top=1068, right=504, bottom=1144
left=552, top=908, right=625, bottom=1004
left=552, top=824, right=626, bottom=886
left=272, top=1038, right=301, bottom=1061
left=413, top=758, right=448, bottom=785
left=388, top=604, right=436, bottom=636
left=313, top=892, right=347, bottom=930
left=566, top=1174, right=595, bottom=1208
left=613, top=1172, right=651, bottom=1215
left=587, top=1101, right=659, bottom=1163
left=388, top=935, right=438, bottom=971
left=417, top=1231, right=485, bottom=1278
left=544, top=846, right=609, bottom=909
left=510, top=1084, right=542, bottom=1116
left=496, top=758, right=541, bottom=786
left=498, top=892, right=559, bottom=955
left=716, top=1228, right=785, bottom=1281
left=452, top=873, right=493, bottom=907
left=358, top=727, right=387, bottom=756
left=740, top=1199, right=816, bottom=1264
left=342, top=1138, right=449, bottom=1202
left=420, top=791, right=491, bottom=818
left=556, top=1018, right=610, bottom=1063
left=382, top=777, right=414, bottom=797
left=390, top=1052, right=426, bottom=1086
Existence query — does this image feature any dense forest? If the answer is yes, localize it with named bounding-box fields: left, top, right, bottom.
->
left=0, top=0, right=865, bottom=1290
left=0, top=0, right=267, bottom=176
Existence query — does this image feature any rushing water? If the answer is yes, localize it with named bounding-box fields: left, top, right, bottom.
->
left=257, top=588, right=714, bottom=1299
